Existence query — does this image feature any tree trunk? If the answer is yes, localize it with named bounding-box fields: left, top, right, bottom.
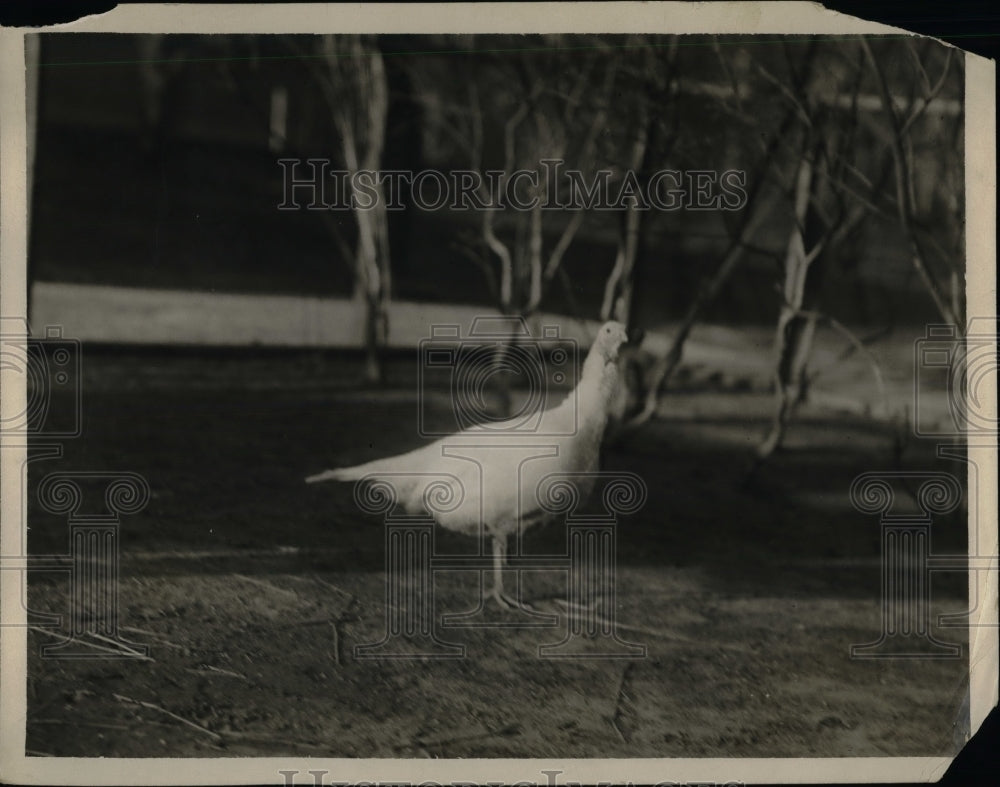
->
left=624, top=100, right=807, bottom=430
left=756, top=139, right=824, bottom=462
left=322, top=36, right=392, bottom=384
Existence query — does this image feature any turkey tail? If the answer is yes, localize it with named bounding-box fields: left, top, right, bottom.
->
left=305, top=454, right=431, bottom=516
left=305, top=453, right=416, bottom=484
left=305, top=467, right=359, bottom=484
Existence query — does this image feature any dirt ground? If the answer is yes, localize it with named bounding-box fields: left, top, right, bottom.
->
left=22, top=348, right=970, bottom=759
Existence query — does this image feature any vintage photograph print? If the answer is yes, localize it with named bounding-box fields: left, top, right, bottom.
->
left=0, top=3, right=995, bottom=785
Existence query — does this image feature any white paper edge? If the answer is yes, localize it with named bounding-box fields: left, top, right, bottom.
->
left=0, top=3, right=995, bottom=785
left=964, top=47, right=999, bottom=741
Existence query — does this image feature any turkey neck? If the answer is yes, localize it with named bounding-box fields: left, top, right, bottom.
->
left=573, top=344, right=621, bottom=433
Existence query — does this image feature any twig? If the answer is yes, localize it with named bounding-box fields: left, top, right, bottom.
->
left=796, top=309, right=890, bottom=419
left=28, top=718, right=131, bottom=731
left=112, top=693, right=223, bottom=742
left=900, top=47, right=954, bottom=137
left=755, top=62, right=812, bottom=128
left=88, top=632, right=155, bottom=661
left=120, top=626, right=187, bottom=651
left=549, top=602, right=742, bottom=649
left=231, top=574, right=300, bottom=600
left=27, top=626, right=153, bottom=661
left=453, top=240, right=498, bottom=303
left=611, top=662, right=637, bottom=743
left=712, top=36, right=743, bottom=110
left=309, top=574, right=359, bottom=602
left=186, top=665, right=247, bottom=680
left=270, top=616, right=345, bottom=630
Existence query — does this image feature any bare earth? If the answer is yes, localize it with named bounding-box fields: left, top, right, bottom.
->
left=23, top=348, right=969, bottom=759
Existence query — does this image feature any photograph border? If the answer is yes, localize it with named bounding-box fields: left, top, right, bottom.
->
left=1, top=3, right=996, bottom=784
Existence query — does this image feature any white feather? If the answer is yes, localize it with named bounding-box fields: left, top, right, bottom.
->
left=307, top=321, right=628, bottom=553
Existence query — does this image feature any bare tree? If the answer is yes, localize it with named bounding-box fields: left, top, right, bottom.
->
left=755, top=138, right=825, bottom=460
left=313, top=35, right=392, bottom=384
left=624, top=37, right=962, bottom=465
left=624, top=59, right=806, bottom=430
left=600, top=37, right=679, bottom=331
left=408, top=36, right=621, bottom=412
left=466, top=38, right=619, bottom=320
left=753, top=38, right=961, bottom=464
left=861, top=38, right=961, bottom=328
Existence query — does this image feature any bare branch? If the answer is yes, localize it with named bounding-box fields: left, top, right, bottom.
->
left=483, top=209, right=514, bottom=310
left=712, top=36, right=744, bottom=109
left=453, top=237, right=499, bottom=303
left=900, top=47, right=954, bottom=136
left=905, top=38, right=933, bottom=95
left=860, top=37, right=958, bottom=326
left=799, top=309, right=891, bottom=419
left=755, top=61, right=812, bottom=129
left=544, top=210, right=585, bottom=282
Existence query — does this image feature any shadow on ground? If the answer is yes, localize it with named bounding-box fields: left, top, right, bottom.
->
left=23, top=350, right=969, bottom=758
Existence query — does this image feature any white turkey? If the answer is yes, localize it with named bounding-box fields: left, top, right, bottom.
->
left=306, top=321, right=629, bottom=609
